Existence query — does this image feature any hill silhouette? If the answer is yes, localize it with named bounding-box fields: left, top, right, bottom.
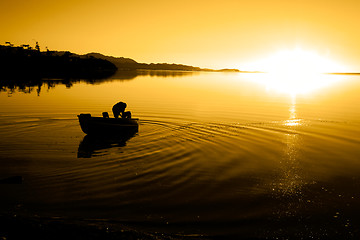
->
left=85, top=52, right=240, bottom=72
left=0, top=43, right=241, bottom=82
left=0, top=44, right=117, bottom=79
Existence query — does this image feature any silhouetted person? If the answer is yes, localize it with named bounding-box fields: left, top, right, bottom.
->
left=112, top=101, right=132, bottom=118
left=112, top=101, right=126, bottom=118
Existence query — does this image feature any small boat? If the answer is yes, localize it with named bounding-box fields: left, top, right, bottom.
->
left=78, top=113, right=139, bottom=135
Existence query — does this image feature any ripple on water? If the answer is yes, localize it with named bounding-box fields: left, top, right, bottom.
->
left=1, top=115, right=360, bottom=238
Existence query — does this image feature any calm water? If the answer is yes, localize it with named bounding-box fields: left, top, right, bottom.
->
left=1, top=71, right=360, bottom=239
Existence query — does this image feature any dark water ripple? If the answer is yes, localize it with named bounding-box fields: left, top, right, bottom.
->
left=1, top=114, right=360, bottom=238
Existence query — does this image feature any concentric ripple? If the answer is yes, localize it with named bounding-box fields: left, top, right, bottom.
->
left=1, top=113, right=360, bottom=238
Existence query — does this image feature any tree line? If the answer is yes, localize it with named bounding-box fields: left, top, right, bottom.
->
left=0, top=42, right=117, bottom=80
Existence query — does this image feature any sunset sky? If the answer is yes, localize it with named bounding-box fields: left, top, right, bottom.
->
left=1, top=0, right=360, bottom=72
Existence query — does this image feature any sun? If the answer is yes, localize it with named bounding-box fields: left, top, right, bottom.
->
left=245, top=48, right=348, bottom=96
left=259, top=48, right=346, bottom=74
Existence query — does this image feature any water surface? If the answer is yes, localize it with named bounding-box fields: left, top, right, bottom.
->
left=1, top=71, right=360, bottom=239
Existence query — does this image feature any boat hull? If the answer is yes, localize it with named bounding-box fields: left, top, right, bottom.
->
left=78, top=114, right=139, bottom=135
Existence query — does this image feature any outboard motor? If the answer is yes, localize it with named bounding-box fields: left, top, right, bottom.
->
left=102, top=112, right=109, bottom=118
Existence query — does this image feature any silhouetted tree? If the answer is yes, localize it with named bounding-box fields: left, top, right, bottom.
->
left=0, top=44, right=117, bottom=80
left=35, top=42, right=40, bottom=52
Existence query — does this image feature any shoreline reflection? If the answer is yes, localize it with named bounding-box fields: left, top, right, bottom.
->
left=0, top=70, right=196, bottom=96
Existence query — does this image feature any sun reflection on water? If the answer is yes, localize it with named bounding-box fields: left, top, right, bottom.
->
left=279, top=98, right=304, bottom=198
left=264, top=73, right=346, bottom=97
left=245, top=72, right=347, bottom=97
left=284, top=119, right=301, bottom=127
left=272, top=97, right=307, bottom=218
left=284, top=97, right=302, bottom=127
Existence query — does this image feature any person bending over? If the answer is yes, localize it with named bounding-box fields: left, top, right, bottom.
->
left=112, top=101, right=127, bottom=118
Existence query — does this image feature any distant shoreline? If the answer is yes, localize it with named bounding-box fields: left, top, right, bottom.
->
left=327, top=72, right=360, bottom=75
left=0, top=43, right=245, bottom=79
left=1, top=43, right=358, bottom=77
left=0, top=44, right=117, bottom=80
left=84, top=52, right=242, bottom=72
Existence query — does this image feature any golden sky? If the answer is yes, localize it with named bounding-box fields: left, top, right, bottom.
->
left=1, top=0, right=360, bottom=71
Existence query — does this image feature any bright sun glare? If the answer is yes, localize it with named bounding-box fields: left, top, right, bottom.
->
left=246, top=48, right=348, bottom=96
left=262, top=48, right=347, bottom=74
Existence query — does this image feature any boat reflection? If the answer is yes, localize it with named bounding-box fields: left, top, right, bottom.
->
left=77, top=131, right=137, bottom=158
